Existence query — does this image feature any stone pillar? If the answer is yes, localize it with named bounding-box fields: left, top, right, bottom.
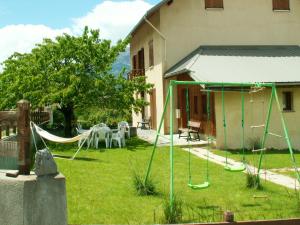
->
left=0, top=173, right=68, bottom=225
left=17, top=100, right=31, bottom=175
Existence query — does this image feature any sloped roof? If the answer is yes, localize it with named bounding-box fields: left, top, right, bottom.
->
left=129, top=0, right=168, bottom=36
left=165, top=46, right=300, bottom=84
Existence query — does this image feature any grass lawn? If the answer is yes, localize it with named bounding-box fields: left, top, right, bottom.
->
left=211, top=149, right=300, bottom=170
left=51, top=139, right=300, bottom=224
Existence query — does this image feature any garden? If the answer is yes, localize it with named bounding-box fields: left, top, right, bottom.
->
left=51, top=138, right=300, bottom=224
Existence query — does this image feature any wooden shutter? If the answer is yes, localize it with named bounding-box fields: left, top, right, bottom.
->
left=138, top=48, right=145, bottom=75
left=132, top=55, right=137, bottom=70
left=148, top=40, right=154, bottom=67
left=205, top=0, right=223, bottom=9
left=273, top=0, right=290, bottom=10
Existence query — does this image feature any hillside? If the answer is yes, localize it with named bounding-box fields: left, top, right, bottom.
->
left=111, top=48, right=130, bottom=77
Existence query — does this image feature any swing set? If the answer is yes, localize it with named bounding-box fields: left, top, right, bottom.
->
left=142, top=80, right=300, bottom=213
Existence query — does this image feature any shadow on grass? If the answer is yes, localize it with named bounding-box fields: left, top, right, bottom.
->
left=53, top=154, right=99, bottom=162
left=126, top=138, right=152, bottom=151
left=241, top=203, right=262, bottom=207
left=223, top=149, right=300, bottom=155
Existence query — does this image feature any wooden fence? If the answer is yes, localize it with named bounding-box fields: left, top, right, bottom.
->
left=195, top=218, right=300, bottom=225
left=0, top=100, right=50, bottom=172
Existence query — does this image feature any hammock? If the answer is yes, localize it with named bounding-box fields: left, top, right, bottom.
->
left=33, top=123, right=90, bottom=143
left=31, top=123, right=91, bottom=160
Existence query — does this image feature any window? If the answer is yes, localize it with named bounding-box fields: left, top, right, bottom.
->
left=148, top=40, right=154, bottom=68
left=194, top=96, right=199, bottom=114
left=273, top=0, right=290, bottom=10
left=205, top=0, right=223, bottom=9
left=282, top=91, right=293, bottom=111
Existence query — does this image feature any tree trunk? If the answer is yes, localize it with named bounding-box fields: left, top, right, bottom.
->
left=60, top=106, right=75, bottom=137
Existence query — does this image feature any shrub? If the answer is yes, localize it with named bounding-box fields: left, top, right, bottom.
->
left=133, top=172, right=157, bottom=196
left=246, top=171, right=262, bottom=190
left=162, top=195, right=183, bottom=224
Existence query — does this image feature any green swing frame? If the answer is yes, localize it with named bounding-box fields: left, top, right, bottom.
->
left=142, top=80, right=300, bottom=213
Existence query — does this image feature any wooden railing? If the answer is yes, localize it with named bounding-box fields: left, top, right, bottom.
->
left=0, top=101, right=50, bottom=173
left=31, top=111, right=50, bottom=125
left=128, top=69, right=145, bottom=80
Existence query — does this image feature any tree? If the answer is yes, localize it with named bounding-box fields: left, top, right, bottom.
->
left=0, top=27, right=152, bottom=136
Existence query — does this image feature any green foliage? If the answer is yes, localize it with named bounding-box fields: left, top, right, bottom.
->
left=162, top=196, right=183, bottom=224
left=0, top=27, right=152, bottom=136
left=133, top=172, right=157, bottom=196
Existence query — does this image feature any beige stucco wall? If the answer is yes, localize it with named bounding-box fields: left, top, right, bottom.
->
left=130, top=12, right=165, bottom=131
left=131, top=0, right=300, bottom=138
left=160, top=0, right=300, bottom=70
left=215, top=87, right=300, bottom=150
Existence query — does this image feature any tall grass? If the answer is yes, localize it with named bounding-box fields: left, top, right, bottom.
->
left=162, top=195, right=183, bottom=224
left=133, top=172, right=157, bottom=196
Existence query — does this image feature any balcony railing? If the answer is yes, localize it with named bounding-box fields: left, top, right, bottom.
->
left=128, top=69, right=145, bottom=80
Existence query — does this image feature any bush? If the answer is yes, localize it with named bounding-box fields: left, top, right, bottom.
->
left=246, top=171, right=262, bottom=190
left=77, top=107, right=132, bottom=128
left=133, top=172, right=157, bottom=196
left=162, top=195, right=183, bottom=224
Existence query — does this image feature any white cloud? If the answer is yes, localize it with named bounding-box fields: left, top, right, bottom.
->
left=0, top=24, right=70, bottom=66
left=72, top=0, right=153, bottom=42
left=0, top=0, right=153, bottom=69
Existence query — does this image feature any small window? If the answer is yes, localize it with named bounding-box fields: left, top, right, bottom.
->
left=273, top=0, right=290, bottom=11
left=148, top=40, right=154, bottom=68
left=205, top=0, right=223, bottom=9
left=282, top=91, right=293, bottom=111
left=194, top=96, right=199, bottom=114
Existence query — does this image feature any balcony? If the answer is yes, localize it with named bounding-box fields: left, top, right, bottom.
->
left=128, top=69, right=145, bottom=80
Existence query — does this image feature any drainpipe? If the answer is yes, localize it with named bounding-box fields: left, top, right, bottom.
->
left=143, top=16, right=167, bottom=62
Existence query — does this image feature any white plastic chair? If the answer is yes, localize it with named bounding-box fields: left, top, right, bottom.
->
left=98, top=123, right=107, bottom=127
left=110, top=127, right=126, bottom=148
left=94, top=126, right=110, bottom=149
left=118, top=121, right=130, bottom=138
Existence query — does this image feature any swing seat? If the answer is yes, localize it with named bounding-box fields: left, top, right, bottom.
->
left=188, top=181, right=210, bottom=190
left=224, top=163, right=246, bottom=172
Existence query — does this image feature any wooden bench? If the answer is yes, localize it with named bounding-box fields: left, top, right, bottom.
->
left=137, top=118, right=151, bottom=130
left=178, top=121, right=201, bottom=141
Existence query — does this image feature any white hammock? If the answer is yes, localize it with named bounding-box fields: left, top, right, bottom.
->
left=31, top=123, right=91, bottom=160
left=33, top=123, right=90, bottom=143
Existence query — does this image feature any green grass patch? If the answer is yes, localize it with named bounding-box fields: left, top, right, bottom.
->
left=212, top=149, right=300, bottom=170
left=51, top=138, right=300, bottom=224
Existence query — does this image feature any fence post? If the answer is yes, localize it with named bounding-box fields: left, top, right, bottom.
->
left=17, top=100, right=31, bottom=175
left=224, top=211, right=234, bottom=223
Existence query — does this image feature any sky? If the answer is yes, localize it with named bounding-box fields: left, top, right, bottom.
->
left=0, top=0, right=161, bottom=67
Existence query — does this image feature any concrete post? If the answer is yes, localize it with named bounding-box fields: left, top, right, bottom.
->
left=17, top=100, right=31, bottom=175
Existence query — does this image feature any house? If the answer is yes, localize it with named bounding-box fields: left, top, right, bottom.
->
left=129, top=0, right=300, bottom=150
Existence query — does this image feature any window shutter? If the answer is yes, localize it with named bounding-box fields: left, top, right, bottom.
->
left=205, top=0, right=223, bottom=9
left=273, top=0, right=290, bottom=10
left=149, top=40, right=154, bottom=67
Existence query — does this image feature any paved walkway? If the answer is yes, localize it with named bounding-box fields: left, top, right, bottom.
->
left=183, top=147, right=300, bottom=190
left=137, top=129, right=207, bottom=147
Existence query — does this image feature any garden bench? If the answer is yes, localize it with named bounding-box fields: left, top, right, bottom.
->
left=178, top=121, right=201, bottom=141
left=137, top=118, right=151, bottom=130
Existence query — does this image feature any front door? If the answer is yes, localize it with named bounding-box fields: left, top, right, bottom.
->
left=149, top=89, right=157, bottom=130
